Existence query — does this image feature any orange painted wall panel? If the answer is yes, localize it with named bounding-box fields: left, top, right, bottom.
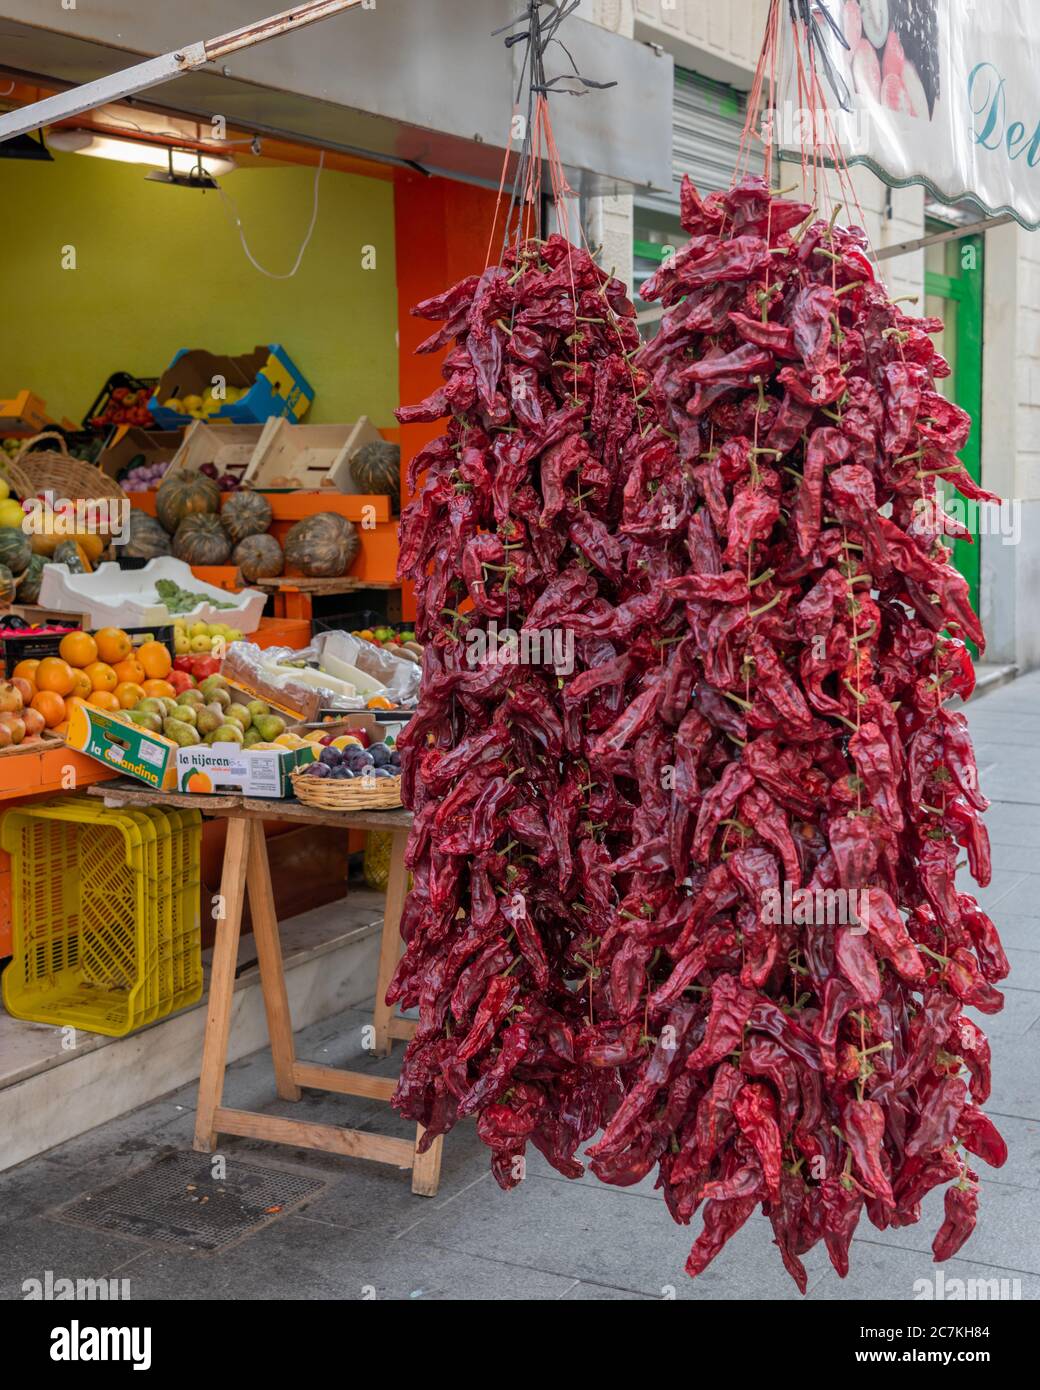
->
left=393, top=172, right=501, bottom=622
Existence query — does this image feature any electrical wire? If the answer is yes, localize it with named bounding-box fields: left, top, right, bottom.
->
left=215, top=149, right=325, bottom=279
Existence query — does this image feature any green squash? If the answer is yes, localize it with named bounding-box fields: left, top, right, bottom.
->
left=156, top=469, right=221, bottom=534
left=234, top=533, right=284, bottom=581
left=0, top=563, right=14, bottom=605
left=221, top=490, right=273, bottom=545
left=123, top=510, right=172, bottom=559
left=172, top=513, right=232, bottom=566
left=350, top=441, right=400, bottom=511
left=52, top=540, right=88, bottom=573
left=0, top=525, right=31, bottom=575
left=284, top=511, right=359, bottom=578
left=16, top=553, right=45, bottom=604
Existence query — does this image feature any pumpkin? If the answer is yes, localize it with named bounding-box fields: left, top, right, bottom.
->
left=72, top=530, right=106, bottom=564
left=172, top=513, right=232, bottom=566
left=52, top=540, right=90, bottom=573
left=350, top=440, right=400, bottom=511
left=156, top=470, right=220, bottom=534
left=0, top=564, right=14, bottom=605
left=123, top=511, right=171, bottom=559
left=16, top=553, right=45, bottom=604
left=284, top=511, right=360, bottom=577
left=0, top=525, right=31, bottom=575
left=221, top=490, right=273, bottom=545
left=233, top=533, right=284, bottom=581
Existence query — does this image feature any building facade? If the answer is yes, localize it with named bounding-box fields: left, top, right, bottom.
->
left=586, top=0, right=1036, bottom=676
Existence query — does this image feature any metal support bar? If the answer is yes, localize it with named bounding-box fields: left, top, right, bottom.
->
left=0, top=0, right=365, bottom=143
left=874, top=213, right=1014, bottom=263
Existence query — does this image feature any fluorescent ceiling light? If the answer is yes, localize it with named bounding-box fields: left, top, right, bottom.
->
left=47, top=129, right=235, bottom=177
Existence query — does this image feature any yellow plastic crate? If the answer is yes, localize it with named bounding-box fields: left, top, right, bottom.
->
left=1, top=797, right=202, bottom=1038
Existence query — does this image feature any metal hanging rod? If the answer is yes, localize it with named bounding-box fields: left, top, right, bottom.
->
left=874, top=213, right=1014, bottom=262
left=0, top=0, right=366, bottom=143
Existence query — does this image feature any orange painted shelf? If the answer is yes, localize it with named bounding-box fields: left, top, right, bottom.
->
left=132, top=491, right=391, bottom=525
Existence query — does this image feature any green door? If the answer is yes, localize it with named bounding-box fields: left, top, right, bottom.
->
left=924, top=229, right=984, bottom=640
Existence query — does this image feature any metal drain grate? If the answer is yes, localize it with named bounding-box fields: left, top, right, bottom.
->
left=54, top=1152, right=327, bottom=1253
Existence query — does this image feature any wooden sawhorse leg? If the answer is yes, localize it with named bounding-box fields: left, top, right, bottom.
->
left=193, top=813, right=443, bottom=1196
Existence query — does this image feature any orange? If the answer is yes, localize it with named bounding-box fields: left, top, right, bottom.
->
left=58, top=631, right=98, bottom=668
left=115, top=681, right=146, bottom=709
left=12, top=659, right=40, bottom=684
left=112, top=657, right=146, bottom=686
left=84, top=661, right=117, bottom=693
left=87, top=690, right=120, bottom=711
left=137, top=640, right=172, bottom=679
left=68, top=668, right=93, bottom=699
left=64, top=695, right=91, bottom=718
left=94, top=627, right=131, bottom=664
left=35, top=657, right=75, bottom=697
left=52, top=720, right=68, bottom=738
left=30, top=689, right=66, bottom=728
left=141, top=678, right=176, bottom=700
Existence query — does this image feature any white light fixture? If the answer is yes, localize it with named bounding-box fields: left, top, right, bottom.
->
left=47, top=128, right=235, bottom=177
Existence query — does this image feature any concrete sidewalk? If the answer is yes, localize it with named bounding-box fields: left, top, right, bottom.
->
left=1, top=674, right=1038, bottom=1302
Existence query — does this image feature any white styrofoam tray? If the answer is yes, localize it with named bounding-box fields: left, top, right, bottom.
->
left=38, top=558, right=267, bottom=632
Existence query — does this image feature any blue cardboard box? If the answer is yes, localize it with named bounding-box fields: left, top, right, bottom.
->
left=148, top=344, right=313, bottom=428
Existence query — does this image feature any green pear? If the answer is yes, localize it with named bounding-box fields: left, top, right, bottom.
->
left=136, top=698, right=165, bottom=717
left=205, top=687, right=231, bottom=711
left=127, top=710, right=162, bottom=733
left=246, top=699, right=270, bottom=720
left=159, top=697, right=181, bottom=717
left=163, top=717, right=201, bottom=746
left=172, top=701, right=197, bottom=727
left=225, top=705, right=251, bottom=730
left=196, top=707, right=223, bottom=736
left=254, top=714, right=285, bottom=741
left=208, top=723, right=244, bottom=745
left=176, top=689, right=205, bottom=708
left=242, top=727, right=262, bottom=748
left=199, top=675, right=229, bottom=699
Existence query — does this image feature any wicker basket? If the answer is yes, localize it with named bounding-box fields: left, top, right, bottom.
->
left=3, top=433, right=128, bottom=505
left=291, top=768, right=403, bottom=810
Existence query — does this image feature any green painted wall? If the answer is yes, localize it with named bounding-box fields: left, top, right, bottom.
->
left=0, top=151, right=398, bottom=427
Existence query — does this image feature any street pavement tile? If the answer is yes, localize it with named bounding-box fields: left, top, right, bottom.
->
left=966, top=987, right=1040, bottom=1038
left=112, top=1216, right=576, bottom=1301
left=982, top=874, right=1040, bottom=918
left=853, top=1181, right=1040, bottom=1276
left=1002, top=947, right=1040, bottom=992
left=0, top=1217, right=143, bottom=1300
left=973, top=1113, right=1040, bottom=1191
left=808, top=1241, right=1037, bottom=1301
left=561, top=1280, right=654, bottom=1300
left=984, top=913, right=1040, bottom=953
left=395, top=1168, right=822, bottom=1298
left=983, top=1032, right=1040, bottom=1120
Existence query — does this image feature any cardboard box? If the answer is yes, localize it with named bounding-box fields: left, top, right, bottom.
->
left=148, top=345, right=313, bottom=429
left=64, top=703, right=179, bottom=791
left=176, top=741, right=314, bottom=797
left=97, top=427, right=184, bottom=482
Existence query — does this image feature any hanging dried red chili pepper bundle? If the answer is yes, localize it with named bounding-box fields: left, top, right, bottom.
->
left=391, top=175, right=1007, bottom=1288
left=390, top=232, right=665, bottom=1184
left=579, top=174, right=1007, bottom=1287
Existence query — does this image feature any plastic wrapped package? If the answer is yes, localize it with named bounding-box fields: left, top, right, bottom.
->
left=220, top=634, right=419, bottom=718
left=314, top=630, right=422, bottom=706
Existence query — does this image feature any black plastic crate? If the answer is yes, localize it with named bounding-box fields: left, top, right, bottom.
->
left=83, top=372, right=159, bottom=431
left=0, top=620, right=176, bottom=677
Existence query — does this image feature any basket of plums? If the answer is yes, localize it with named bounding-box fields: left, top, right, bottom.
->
left=291, top=725, right=403, bottom=810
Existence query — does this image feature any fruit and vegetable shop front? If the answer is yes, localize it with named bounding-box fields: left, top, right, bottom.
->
left=0, top=5, right=666, bottom=1181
